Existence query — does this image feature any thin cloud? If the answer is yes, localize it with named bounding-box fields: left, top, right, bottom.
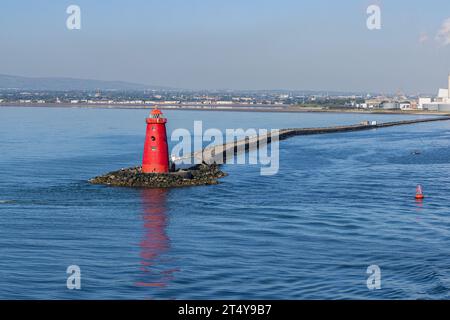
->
left=418, top=32, right=429, bottom=44
left=435, top=18, right=450, bottom=46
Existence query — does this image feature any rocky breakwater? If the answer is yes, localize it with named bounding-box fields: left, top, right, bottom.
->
left=89, top=163, right=227, bottom=188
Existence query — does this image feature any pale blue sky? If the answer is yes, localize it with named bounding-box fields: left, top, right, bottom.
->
left=0, top=0, right=449, bottom=93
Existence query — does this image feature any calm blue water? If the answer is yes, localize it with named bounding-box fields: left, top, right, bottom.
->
left=1, top=106, right=450, bottom=299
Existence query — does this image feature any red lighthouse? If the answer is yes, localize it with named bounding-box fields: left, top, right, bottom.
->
left=142, top=108, right=169, bottom=173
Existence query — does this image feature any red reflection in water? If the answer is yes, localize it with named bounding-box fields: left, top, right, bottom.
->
left=414, top=197, right=424, bottom=221
left=135, top=188, right=178, bottom=288
left=415, top=198, right=424, bottom=210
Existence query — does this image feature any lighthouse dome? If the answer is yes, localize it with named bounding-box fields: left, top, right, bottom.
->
left=151, top=108, right=163, bottom=116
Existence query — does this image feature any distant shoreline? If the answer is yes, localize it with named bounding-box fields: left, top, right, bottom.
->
left=1, top=103, right=449, bottom=116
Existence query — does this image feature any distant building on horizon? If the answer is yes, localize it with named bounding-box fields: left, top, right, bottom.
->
left=420, top=74, right=450, bottom=111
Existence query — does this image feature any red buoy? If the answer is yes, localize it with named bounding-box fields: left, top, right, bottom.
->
left=142, top=108, right=169, bottom=173
left=415, top=184, right=424, bottom=200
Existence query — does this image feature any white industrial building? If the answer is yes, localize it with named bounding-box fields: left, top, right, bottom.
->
left=421, top=74, right=450, bottom=111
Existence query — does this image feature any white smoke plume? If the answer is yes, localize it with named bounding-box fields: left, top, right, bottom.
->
left=436, top=18, right=450, bottom=46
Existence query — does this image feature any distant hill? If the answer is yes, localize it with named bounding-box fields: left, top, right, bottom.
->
left=0, top=74, right=168, bottom=91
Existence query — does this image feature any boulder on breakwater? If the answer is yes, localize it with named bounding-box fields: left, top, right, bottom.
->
left=89, top=163, right=227, bottom=188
